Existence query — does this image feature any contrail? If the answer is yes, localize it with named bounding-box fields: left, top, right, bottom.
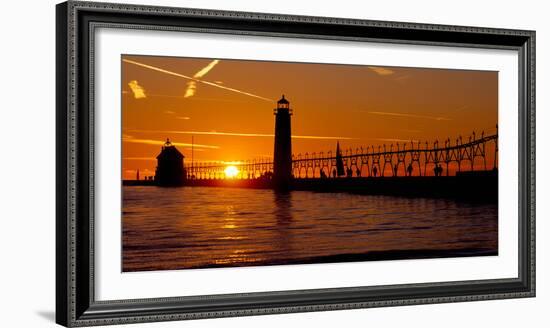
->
left=127, top=129, right=356, bottom=140
left=368, top=66, right=395, bottom=76
left=373, top=138, right=420, bottom=143
left=184, top=59, right=220, bottom=98
left=366, top=111, right=452, bottom=121
left=122, top=137, right=220, bottom=149
left=123, top=59, right=273, bottom=102
left=194, top=59, right=219, bottom=78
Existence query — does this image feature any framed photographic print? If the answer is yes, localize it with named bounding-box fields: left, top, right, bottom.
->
left=56, top=1, right=535, bottom=326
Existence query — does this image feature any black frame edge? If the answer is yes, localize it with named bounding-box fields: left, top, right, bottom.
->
left=56, top=2, right=69, bottom=327
left=56, top=1, right=536, bottom=326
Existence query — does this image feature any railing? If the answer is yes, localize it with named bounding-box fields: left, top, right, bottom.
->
left=186, top=130, right=498, bottom=180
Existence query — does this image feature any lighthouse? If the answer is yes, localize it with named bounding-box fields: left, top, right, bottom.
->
left=273, top=95, right=293, bottom=190
left=154, top=139, right=186, bottom=186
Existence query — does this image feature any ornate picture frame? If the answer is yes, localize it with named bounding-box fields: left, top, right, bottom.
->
left=56, top=1, right=535, bottom=326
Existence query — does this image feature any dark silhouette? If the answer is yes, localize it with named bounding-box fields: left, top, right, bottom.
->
left=155, top=139, right=186, bottom=186
left=372, top=166, right=378, bottom=177
left=356, top=167, right=361, bottom=177
left=393, top=164, right=398, bottom=177
left=273, top=95, right=293, bottom=190
left=335, top=141, right=345, bottom=177
left=434, top=164, right=444, bottom=177
left=407, top=163, right=413, bottom=176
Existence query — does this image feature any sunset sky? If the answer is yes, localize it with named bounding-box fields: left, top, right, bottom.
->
left=121, top=55, right=498, bottom=180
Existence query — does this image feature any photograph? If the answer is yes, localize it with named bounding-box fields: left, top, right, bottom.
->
left=121, top=55, right=499, bottom=272
left=50, top=1, right=537, bottom=326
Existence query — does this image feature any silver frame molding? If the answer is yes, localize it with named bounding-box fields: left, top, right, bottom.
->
left=56, top=1, right=535, bottom=326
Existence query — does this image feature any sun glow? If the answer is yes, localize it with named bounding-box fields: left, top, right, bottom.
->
left=224, top=165, right=239, bottom=178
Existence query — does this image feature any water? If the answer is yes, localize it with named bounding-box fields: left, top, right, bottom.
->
left=122, top=186, right=497, bottom=272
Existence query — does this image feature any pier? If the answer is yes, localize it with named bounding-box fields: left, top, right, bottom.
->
left=123, top=95, right=498, bottom=202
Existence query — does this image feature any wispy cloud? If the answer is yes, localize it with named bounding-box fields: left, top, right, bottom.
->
left=366, top=111, right=451, bottom=121
left=368, top=66, right=395, bottom=76
left=194, top=60, right=219, bottom=78
left=292, top=135, right=355, bottom=140
left=122, top=136, right=219, bottom=149
left=372, top=138, right=419, bottom=143
left=453, top=105, right=470, bottom=112
left=394, top=75, right=410, bottom=81
left=136, top=94, right=253, bottom=104
left=194, top=160, right=245, bottom=165
left=184, top=81, right=197, bottom=98
left=127, top=129, right=355, bottom=140
left=164, top=110, right=175, bottom=114
left=123, top=59, right=272, bottom=102
left=128, top=80, right=146, bottom=99
left=176, top=116, right=191, bottom=120
left=123, top=157, right=157, bottom=161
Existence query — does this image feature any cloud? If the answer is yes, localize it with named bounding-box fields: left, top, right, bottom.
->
left=368, top=66, right=395, bottom=76
left=394, top=75, right=410, bottom=81
left=187, top=159, right=245, bottom=165
left=184, top=81, right=197, bottom=98
left=453, top=105, right=470, bottom=112
left=164, top=110, right=175, bottom=114
left=123, top=58, right=273, bottom=102
left=372, top=138, right=419, bottom=143
left=122, top=136, right=219, bottom=149
left=176, top=117, right=191, bottom=120
left=293, top=135, right=355, bottom=140
left=366, top=111, right=451, bottom=121
left=127, top=129, right=355, bottom=140
left=123, top=157, right=157, bottom=161
left=127, top=80, right=146, bottom=99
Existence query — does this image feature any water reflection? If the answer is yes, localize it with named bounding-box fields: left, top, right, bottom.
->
left=122, top=186, right=498, bottom=272
left=272, top=191, right=294, bottom=257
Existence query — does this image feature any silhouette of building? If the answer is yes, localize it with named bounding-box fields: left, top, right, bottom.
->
left=273, top=95, right=293, bottom=190
left=155, top=139, right=186, bottom=186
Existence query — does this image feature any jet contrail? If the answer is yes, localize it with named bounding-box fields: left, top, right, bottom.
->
left=194, top=59, right=219, bottom=78
left=122, top=137, right=219, bottom=149
left=184, top=59, right=220, bottom=98
left=123, top=59, right=273, bottom=102
left=373, top=138, right=419, bottom=143
left=127, top=129, right=356, bottom=140
left=366, top=111, right=452, bottom=121
left=368, top=66, right=395, bottom=76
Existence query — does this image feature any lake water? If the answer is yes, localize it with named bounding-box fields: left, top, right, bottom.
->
left=122, top=186, right=498, bottom=272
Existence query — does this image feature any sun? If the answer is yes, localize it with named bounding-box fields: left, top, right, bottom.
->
left=224, top=165, right=239, bottom=179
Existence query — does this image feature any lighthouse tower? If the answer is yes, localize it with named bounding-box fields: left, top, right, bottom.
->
left=273, top=95, right=293, bottom=190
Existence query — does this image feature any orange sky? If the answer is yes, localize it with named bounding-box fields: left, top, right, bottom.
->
left=121, top=55, right=498, bottom=180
